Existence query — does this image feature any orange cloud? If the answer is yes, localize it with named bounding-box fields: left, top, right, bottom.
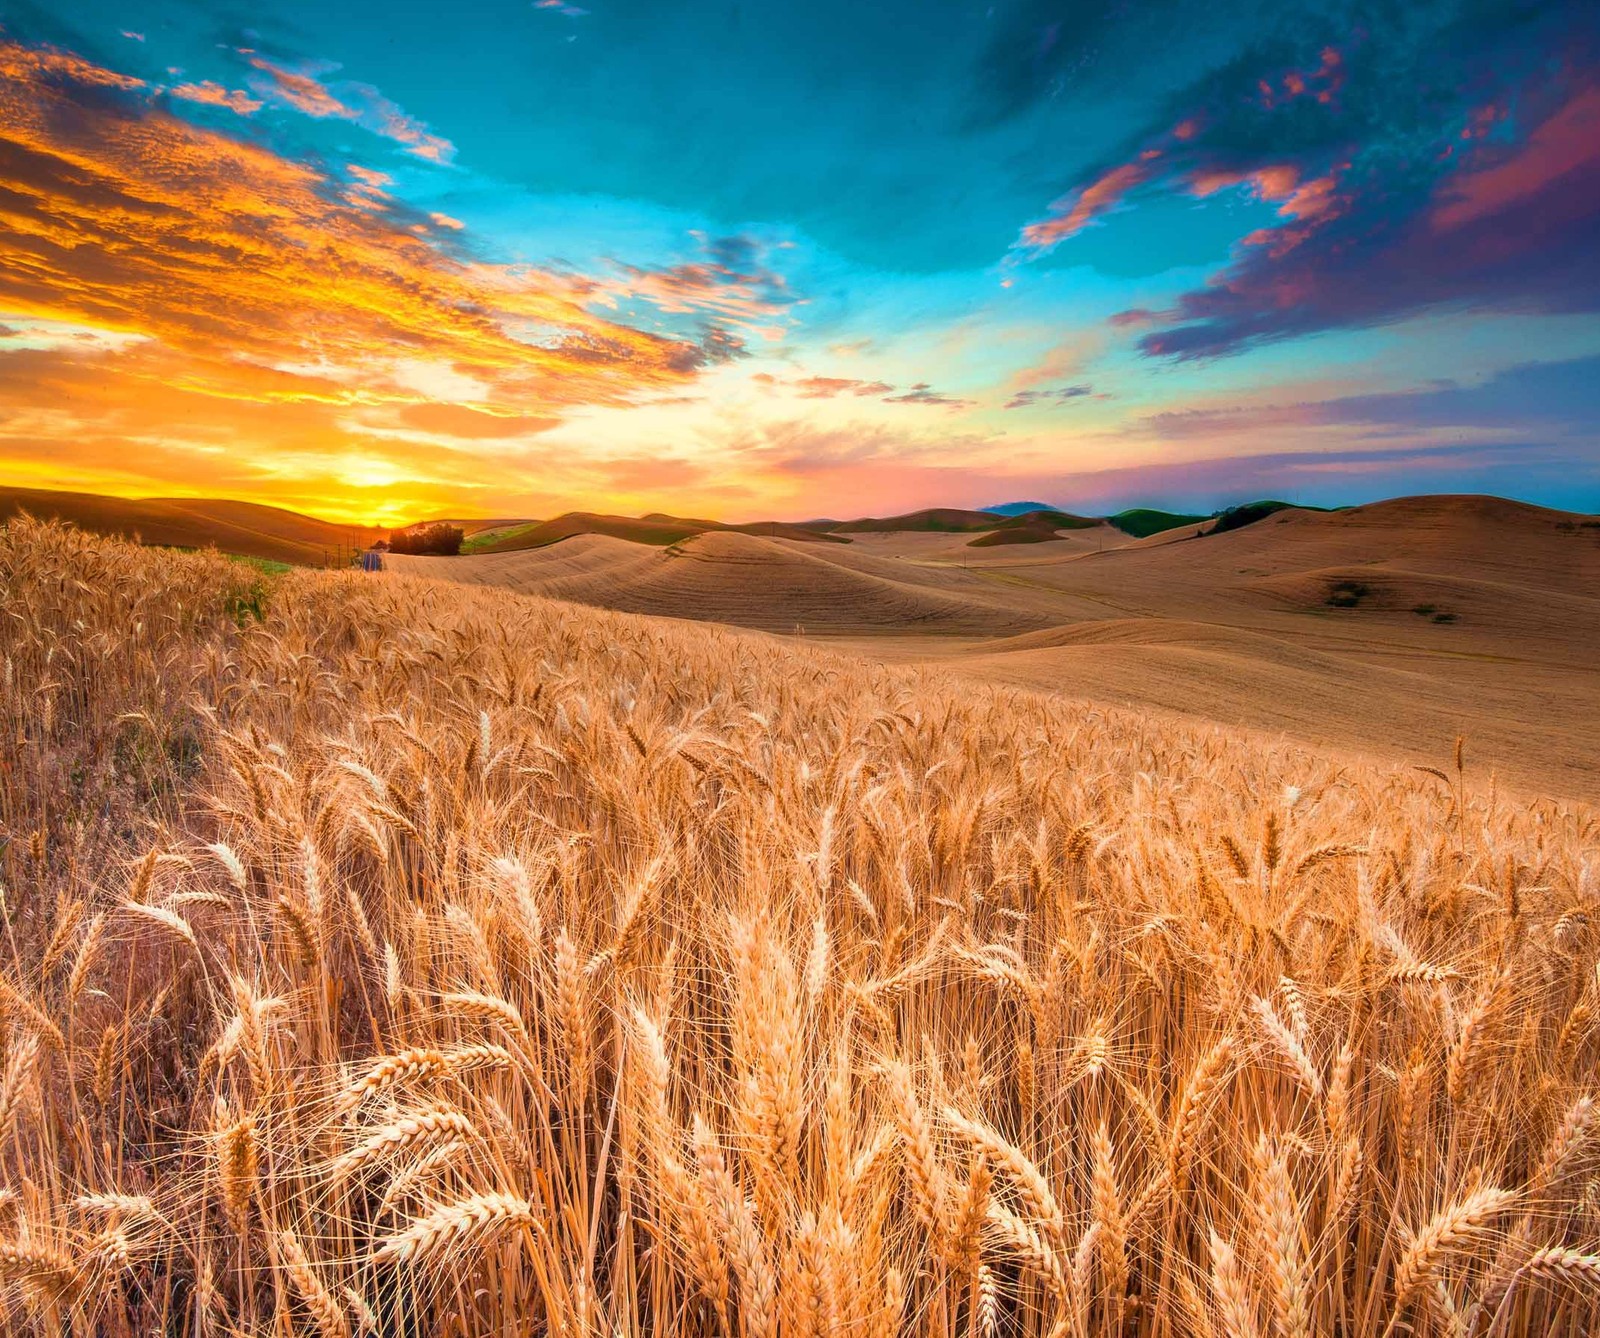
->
left=396, top=403, right=562, bottom=439
left=246, top=55, right=352, bottom=118
left=169, top=81, right=264, bottom=115
left=0, top=42, right=145, bottom=92
left=0, top=36, right=718, bottom=522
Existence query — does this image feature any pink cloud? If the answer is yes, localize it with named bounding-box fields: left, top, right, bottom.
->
left=1190, top=163, right=1298, bottom=202
left=1020, top=157, right=1160, bottom=249
left=1006, top=331, right=1105, bottom=394
left=1016, top=47, right=1350, bottom=254
left=1433, top=86, right=1600, bottom=231
left=792, top=375, right=894, bottom=398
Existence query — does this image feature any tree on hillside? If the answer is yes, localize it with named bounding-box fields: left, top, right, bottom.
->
left=389, top=523, right=464, bottom=556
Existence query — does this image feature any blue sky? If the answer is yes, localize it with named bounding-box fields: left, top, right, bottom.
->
left=1, top=0, right=1596, bottom=521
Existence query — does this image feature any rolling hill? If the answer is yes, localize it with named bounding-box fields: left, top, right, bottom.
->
left=471, top=510, right=848, bottom=553
left=390, top=529, right=1047, bottom=635
left=983, top=500, right=1058, bottom=516
left=820, top=506, right=1098, bottom=533
left=0, top=486, right=382, bottom=566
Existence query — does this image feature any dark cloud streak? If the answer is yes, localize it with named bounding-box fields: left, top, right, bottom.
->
left=1005, top=383, right=1093, bottom=410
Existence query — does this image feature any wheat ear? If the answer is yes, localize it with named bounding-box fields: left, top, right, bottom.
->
left=278, top=1230, right=351, bottom=1338
left=370, top=1192, right=535, bottom=1267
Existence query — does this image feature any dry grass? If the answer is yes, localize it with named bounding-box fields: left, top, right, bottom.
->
left=1, top=515, right=1597, bottom=1336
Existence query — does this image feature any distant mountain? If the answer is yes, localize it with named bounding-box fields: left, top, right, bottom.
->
left=822, top=507, right=1098, bottom=534
left=471, top=510, right=849, bottom=554
left=983, top=501, right=1057, bottom=517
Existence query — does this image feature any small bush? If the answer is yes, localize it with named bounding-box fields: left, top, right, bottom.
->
left=1412, top=604, right=1437, bottom=617
left=1326, top=580, right=1370, bottom=608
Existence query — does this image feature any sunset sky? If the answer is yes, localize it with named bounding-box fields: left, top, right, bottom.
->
left=2, top=0, right=1597, bottom=524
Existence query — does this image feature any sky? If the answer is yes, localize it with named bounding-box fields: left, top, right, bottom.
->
left=1, top=0, right=1597, bottom=525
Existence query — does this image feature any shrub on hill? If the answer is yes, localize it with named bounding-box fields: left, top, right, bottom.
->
left=1207, top=499, right=1297, bottom=534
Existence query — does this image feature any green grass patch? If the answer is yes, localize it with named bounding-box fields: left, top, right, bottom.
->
left=219, top=553, right=288, bottom=626
left=463, top=523, right=538, bottom=553
left=225, top=553, right=293, bottom=576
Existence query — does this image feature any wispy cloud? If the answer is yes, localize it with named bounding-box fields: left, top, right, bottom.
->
left=169, top=80, right=263, bottom=115
left=244, top=53, right=456, bottom=162
left=883, top=382, right=974, bottom=408
left=753, top=374, right=893, bottom=399
left=1140, top=355, right=1600, bottom=440
left=794, top=376, right=894, bottom=398
left=591, top=233, right=800, bottom=346
left=752, top=372, right=971, bottom=408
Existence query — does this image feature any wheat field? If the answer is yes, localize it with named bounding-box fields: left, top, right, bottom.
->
left=1, top=517, right=1597, bottom=1337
